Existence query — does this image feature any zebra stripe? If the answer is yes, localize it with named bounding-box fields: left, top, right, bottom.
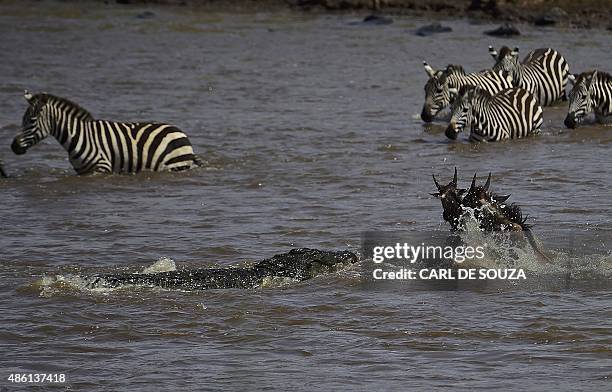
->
left=421, top=62, right=513, bottom=122
left=565, top=70, right=612, bottom=128
left=445, top=86, right=543, bottom=142
left=489, top=46, right=570, bottom=106
left=11, top=92, right=201, bottom=175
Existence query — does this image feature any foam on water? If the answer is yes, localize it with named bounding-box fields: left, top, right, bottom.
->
left=141, top=256, right=177, bottom=274
left=261, top=276, right=300, bottom=288
left=456, top=218, right=612, bottom=279
left=38, top=274, right=115, bottom=298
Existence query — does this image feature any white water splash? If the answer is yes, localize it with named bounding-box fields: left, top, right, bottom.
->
left=141, top=257, right=176, bottom=274
left=39, top=274, right=110, bottom=298
left=261, top=276, right=300, bottom=288
left=454, top=213, right=612, bottom=278
left=37, top=256, right=177, bottom=297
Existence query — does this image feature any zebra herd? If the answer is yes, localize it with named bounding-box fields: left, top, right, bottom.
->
left=0, top=44, right=610, bottom=177
left=422, top=45, right=612, bottom=142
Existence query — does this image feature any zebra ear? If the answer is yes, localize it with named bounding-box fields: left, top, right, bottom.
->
left=488, top=46, right=498, bottom=59
left=423, top=61, right=436, bottom=78
left=24, top=90, right=33, bottom=103
left=567, top=74, right=576, bottom=85
left=511, top=47, right=519, bottom=56
left=584, top=71, right=596, bottom=87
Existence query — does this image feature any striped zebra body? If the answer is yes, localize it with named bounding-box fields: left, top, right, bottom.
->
left=11, top=92, right=200, bottom=175
left=489, top=46, right=570, bottom=106
left=445, top=86, right=543, bottom=142
left=565, top=70, right=612, bottom=128
left=421, top=62, right=513, bottom=122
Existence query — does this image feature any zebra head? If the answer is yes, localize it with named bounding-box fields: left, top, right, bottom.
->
left=564, top=71, right=595, bottom=129
left=489, top=46, right=519, bottom=82
left=421, top=61, right=454, bottom=122
left=11, top=91, right=53, bottom=155
left=445, top=86, right=476, bottom=140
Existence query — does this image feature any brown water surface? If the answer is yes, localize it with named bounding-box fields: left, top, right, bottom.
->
left=0, top=2, right=611, bottom=391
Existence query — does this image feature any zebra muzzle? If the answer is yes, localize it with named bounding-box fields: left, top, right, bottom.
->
left=563, top=113, right=577, bottom=129
left=445, top=123, right=459, bottom=140
left=421, top=106, right=434, bottom=123
left=11, top=138, right=28, bottom=155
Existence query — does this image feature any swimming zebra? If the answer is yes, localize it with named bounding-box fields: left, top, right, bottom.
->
left=564, top=70, right=612, bottom=129
left=445, top=86, right=543, bottom=142
left=11, top=91, right=201, bottom=174
left=488, top=46, right=570, bottom=106
left=421, top=62, right=513, bottom=122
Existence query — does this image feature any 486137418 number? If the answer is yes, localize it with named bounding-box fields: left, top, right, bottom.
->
left=7, top=373, right=66, bottom=383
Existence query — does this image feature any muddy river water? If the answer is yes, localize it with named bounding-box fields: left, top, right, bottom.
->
left=0, top=2, right=610, bottom=390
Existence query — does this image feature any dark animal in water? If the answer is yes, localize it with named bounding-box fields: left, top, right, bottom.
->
left=484, top=23, right=520, bottom=37
left=0, top=160, right=6, bottom=178
left=415, top=23, right=452, bottom=37
left=432, top=169, right=550, bottom=261
left=348, top=15, right=393, bottom=26
left=83, top=248, right=358, bottom=290
left=430, top=167, right=465, bottom=231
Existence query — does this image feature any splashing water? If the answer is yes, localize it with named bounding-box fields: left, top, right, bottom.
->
left=454, top=209, right=612, bottom=279
left=141, top=257, right=177, bottom=274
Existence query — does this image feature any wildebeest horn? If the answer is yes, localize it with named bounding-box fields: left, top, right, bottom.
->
left=469, top=173, right=477, bottom=192
left=484, top=172, right=491, bottom=191
left=432, top=174, right=441, bottom=190
left=452, top=167, right=458, bottom=187
left=496, top=194, right=511, bottom=203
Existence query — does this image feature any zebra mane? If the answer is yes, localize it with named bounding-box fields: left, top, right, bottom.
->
left=457, top=84, right=481, bottom=96
left=573, top=71, right=595, bottom=85
left=457, top=85, right=494, bottom=103
left=598, top=71, right=612, bottom=85
left=34, top=93, right=95, bottom=121
left=576, top=70, right=612, bottom=85
left=497, top=46, right=514, bottom=58
left=445, top=64, right=466, bottom=75
left=427, top=69, right=445, bottom=81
